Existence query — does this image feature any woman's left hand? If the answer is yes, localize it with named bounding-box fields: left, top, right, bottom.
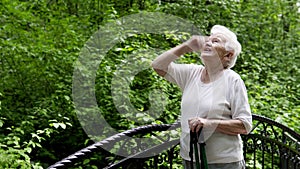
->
left=188, top=117, right=209, bottom=132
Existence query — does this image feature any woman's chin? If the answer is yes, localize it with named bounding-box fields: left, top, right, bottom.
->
left=201, top=53, right=216, bottom=59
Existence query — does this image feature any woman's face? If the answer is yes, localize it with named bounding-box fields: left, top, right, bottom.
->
left=201, top=34, right=227, bottom=58
left=201, top=34, right=232, bottom=68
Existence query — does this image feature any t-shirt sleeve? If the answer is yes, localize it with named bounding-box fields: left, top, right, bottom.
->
left=164, top=62, right=198, bottom=90
left=230, top=78, right=253, bottom=134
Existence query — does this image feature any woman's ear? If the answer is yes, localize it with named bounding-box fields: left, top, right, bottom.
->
left=225, top=51, right=234, bottom=59
left=222, top=51, right=234, bottom=69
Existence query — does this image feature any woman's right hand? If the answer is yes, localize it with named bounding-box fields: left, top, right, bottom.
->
left=185, top=35, right=206, bottom=52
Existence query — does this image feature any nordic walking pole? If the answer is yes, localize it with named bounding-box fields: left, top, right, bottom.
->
left=189, top=132, right=194, bottom=169
left=190, top=130, right=201, bottom=169
left=197, top=127, right=208, bottom=169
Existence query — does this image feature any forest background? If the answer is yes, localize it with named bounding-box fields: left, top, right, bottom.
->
left=0, top=0, right=299, bottom=168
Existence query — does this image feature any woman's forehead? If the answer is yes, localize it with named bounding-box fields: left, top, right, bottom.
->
left=209, top=33, right=227, bottom=41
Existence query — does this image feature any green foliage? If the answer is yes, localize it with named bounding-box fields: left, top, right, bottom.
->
left=0, top=0, right=299, bottom=168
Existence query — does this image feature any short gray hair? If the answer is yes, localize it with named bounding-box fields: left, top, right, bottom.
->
left=211, top=25, right=242, bottom=68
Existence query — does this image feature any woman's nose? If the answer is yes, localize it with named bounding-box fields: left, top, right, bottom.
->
left=205, top=41, right=212, bottom=47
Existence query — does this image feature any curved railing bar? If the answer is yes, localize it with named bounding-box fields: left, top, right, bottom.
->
left=48, top=114, right=300, bottom=169
left=245, top=134, right=299, bottom=154
left=104, top=139, right=180, bottom=169
left=252, top=114, right=300, bottom=140
left=47, top=122, right=180, bottom=169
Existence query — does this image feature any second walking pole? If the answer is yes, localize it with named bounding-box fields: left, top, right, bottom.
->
left=189, top=127, right=208, bottom=169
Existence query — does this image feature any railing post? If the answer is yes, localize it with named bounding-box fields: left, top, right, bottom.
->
left=281, top=130, right=288, bottom=169
left=168, top=146, right=174, bottom=169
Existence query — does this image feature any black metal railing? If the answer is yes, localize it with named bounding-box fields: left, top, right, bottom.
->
left=243, top=114, right=300, bottom=169
left=48, top=114, right=300, bottom=169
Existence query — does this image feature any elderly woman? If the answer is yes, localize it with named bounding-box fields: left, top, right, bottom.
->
left=151, top=25, right=252, bottom=169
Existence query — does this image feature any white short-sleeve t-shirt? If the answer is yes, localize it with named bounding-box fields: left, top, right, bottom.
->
left=164, top=63, right=252, bottom=164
